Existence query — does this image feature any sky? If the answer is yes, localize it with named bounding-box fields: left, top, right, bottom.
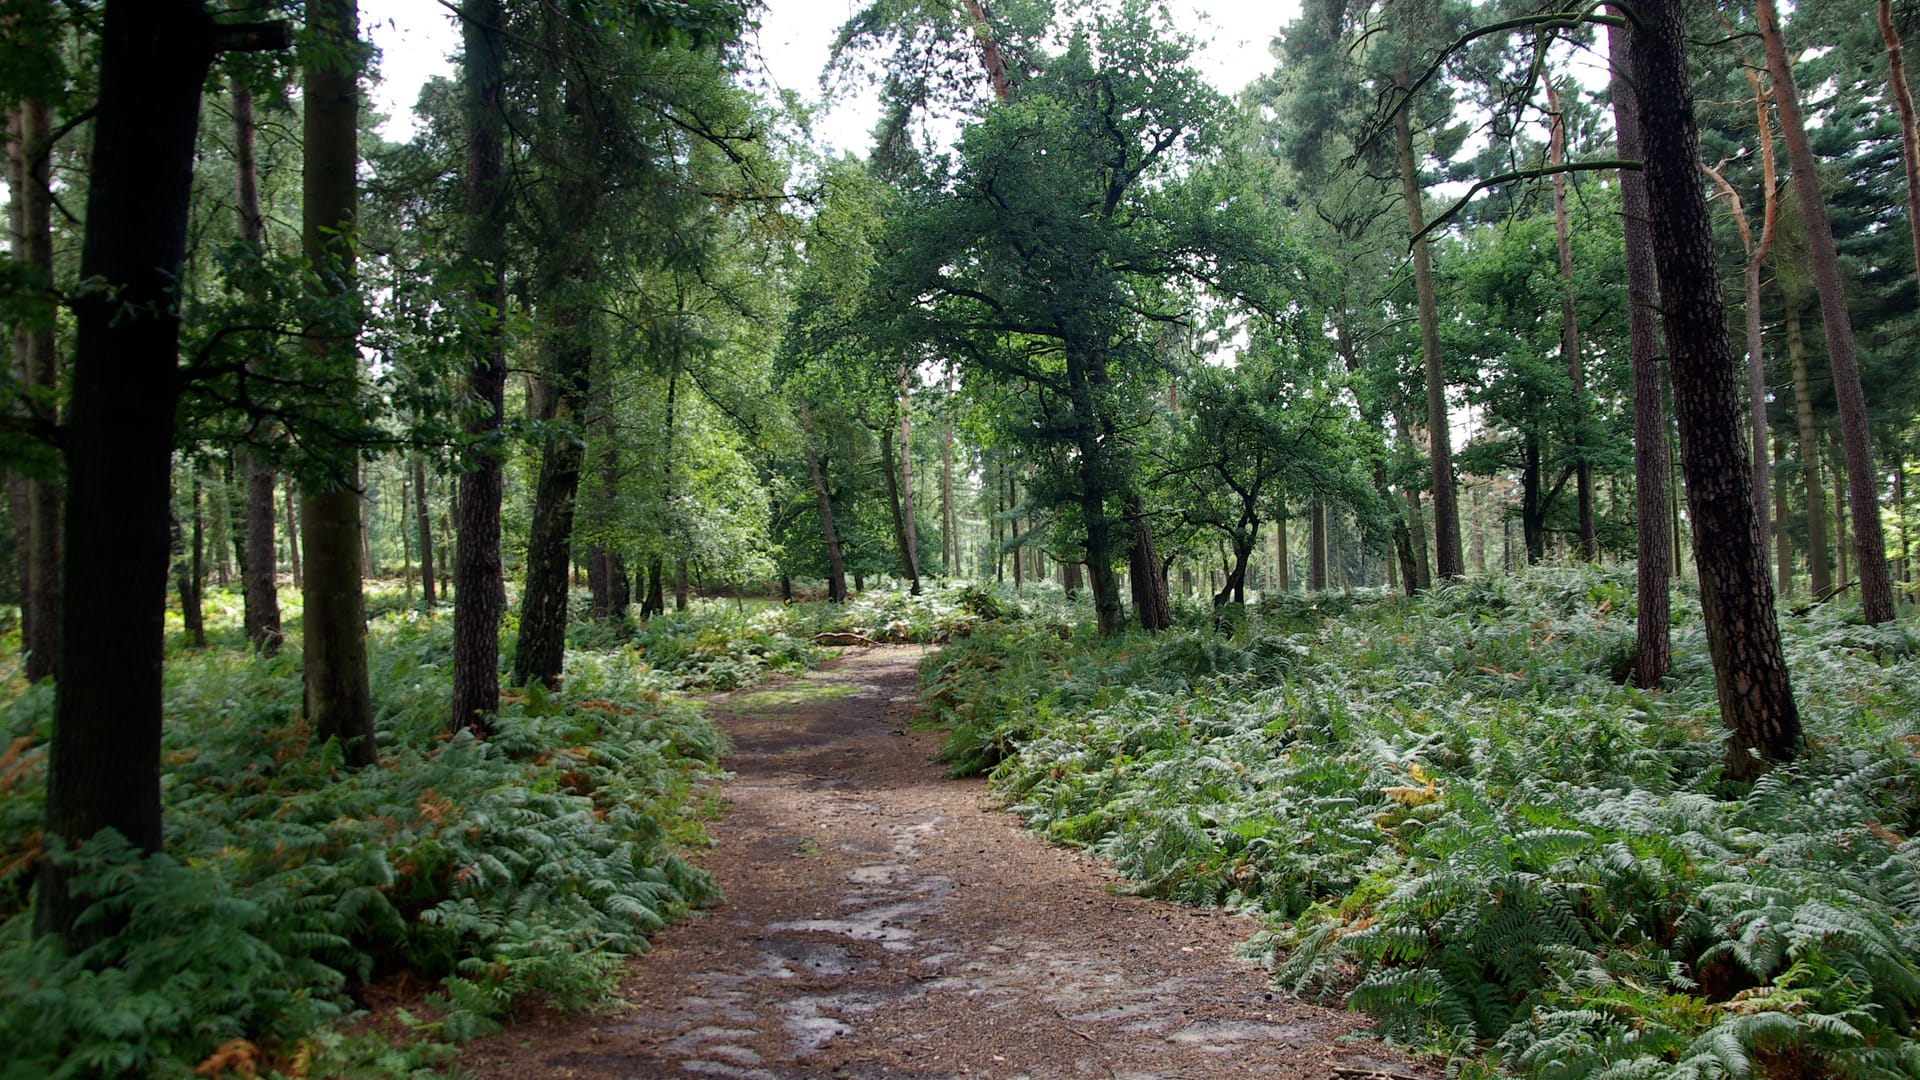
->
left=362, top=0, right=1299, bottom=151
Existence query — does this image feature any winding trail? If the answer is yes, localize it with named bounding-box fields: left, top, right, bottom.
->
left=465, top=646, right=1426, bottom=1079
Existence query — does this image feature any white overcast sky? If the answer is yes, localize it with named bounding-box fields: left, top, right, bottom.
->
left=362, top=0, right=1299, bottom=152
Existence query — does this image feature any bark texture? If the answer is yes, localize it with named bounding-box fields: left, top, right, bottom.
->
left=233, top=84, right=282, bottom=653
left=1609, top=11, right=1671, bottom=689
left=453, top=0, right=509, bottom=734
left=300, top=0, right=375, bottom=766
left=1635, top=0, right=1801, bottom=779
left=1394, top=79, right=1463, bottom=580
left=38, top=0, right=289, bottom=942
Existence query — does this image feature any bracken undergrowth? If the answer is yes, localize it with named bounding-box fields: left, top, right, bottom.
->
left=920, top=566, right=1920, bottom=1079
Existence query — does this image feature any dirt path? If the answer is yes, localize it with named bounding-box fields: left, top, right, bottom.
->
left=464, top=646, right=1427, bottom=1079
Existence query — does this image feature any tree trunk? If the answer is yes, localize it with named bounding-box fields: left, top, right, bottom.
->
left=5, top=106, right=27, bottom=655
left=1833, top=434, right=1850, bottom=590
left=643, top=556, right=665, bottom=618
left=1548, top=77, right=1597, bottom=561
left=452, top=0, right=509, bottom=734
left=1758, top=0, right=1894, bottom=624
left=799, top=400, right=848, bottom=602
left=512, top=321, right=593, bottom=689
left=1634, top=0, right=1801, bottom=779
left=1128, top=501, right=1171, bottom=630
left=674, top=558, right=689, bottom=611
left=413, top=456, right=436, bottom=608
left=38, top=0, right=289, bottom=942
left=1609, top=12, right=1671, bottom=689
left=1275, top=510, right=1289, bottom=592
left=878, top=404, right=922, bottom=594
left=1881, top=0, right=1920, bottom=301
left=12, top=94, right=60, bottom=681
left=941, top=382, right=956, bottom=575
left=232, top=84, right=283, bottom=653
left=300, top=0, right=375, bottom=766
left=181, top=474, right=206, bottom=647
left=897, top=366, right=920, bottom=586
left=1395, top=411, right=1433, bottom=589
left=1395, top=76, right=1463, bottom=580
left=1309, top=501, right=1327, bottom=590
left=1787, top=305, right=1830, bottom=597
left=284, top=479, right=302, bottom=587
left=1774, top=437, right=1792, bottom=598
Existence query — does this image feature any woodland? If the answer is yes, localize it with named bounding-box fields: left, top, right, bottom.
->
left=2, top=0, right=1920, bottom=1075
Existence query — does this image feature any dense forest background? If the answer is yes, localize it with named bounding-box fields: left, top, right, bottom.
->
left=3, top=0, right=1920, bottom=1075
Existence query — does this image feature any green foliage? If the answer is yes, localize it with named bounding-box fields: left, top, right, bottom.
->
left=0, top=615, right=724, bottom=1078
left=922, top=565, right=1920, bottom=1077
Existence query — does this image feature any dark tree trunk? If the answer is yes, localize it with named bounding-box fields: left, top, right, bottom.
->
left=941, top=384, right=956, bottom=575
left=1395, top=411, right=1433, bottom=589
left=413, top=457, right=435, bottom=609
left=233, top=84, right=282, bottom=653
left=1610, top=12, right=1671, bottom=689
left=13, top=94, right=59, bottom=681
left=642, top=557, right=665, bottom=618
left=674, top=559, right=689, bottom=611
left=512, top=325, right=592, bottom=689
left=799, top=400, right=847, bottom=603
left=179, top=475, right=206, bottom=647
left=5, top=106, right=27, bottom=652
left=452, top=0, right=509, bottom=734
left=37, top=0, right=289, bottom=943
left=1774, top=437, right=1792, bottom=598
left=1128, top=504, right=1171, bottom=631
left=1309, top=501, right=1327, bottom=590
left=1275, top=510, right=1290, bottom=593
left=1787, top=306, right=1830, bottom=597
left=1635, top=0, right=1801, bottom=779
left=300, top=0, right=375, bottom=766
left=1522, top=436, right=1546, bottom=565
left=1759, top=0, right=1894, bottom=624
left=1395, top=77, right=1462, bottom=580
left=284, top=479, right=302, bottom=587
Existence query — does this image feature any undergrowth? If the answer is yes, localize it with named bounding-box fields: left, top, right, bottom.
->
left=920, top=566, right=1920, bottom=1079
left=0, top=611, right=725, bottom=1079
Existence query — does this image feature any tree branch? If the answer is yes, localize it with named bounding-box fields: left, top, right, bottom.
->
left=1410, top=159, right=1640, bottom=248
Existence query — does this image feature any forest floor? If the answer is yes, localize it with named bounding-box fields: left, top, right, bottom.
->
left=459, top=645, right=1430, bottom=1079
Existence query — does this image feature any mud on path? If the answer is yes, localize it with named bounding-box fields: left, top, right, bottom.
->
left=464, top=646, right=1428, bottom=1079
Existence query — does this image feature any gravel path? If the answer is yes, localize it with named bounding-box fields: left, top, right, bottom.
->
left=462, top=645, right=1428, bottom=1079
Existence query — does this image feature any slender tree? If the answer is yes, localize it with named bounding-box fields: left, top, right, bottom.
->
left=1546, top=75, right=1596, bottom=561
left=1882, top=0, right=1920, bottom=298
left=1756, top=0, right=1895, bottom=624
left=233, top=80, right=283, bottom=653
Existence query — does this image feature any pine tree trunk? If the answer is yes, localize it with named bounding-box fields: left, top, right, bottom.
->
left=1758, top=0, right=1894, bottom=624
left=39, top=0, right=290, bottom=942
left=5, top=106, right=28, bottom=655
left=452, top=0, right=509, bottom=734
left=941, top=384, right=956, bottom=575
left=1395, top=77, right=1463, bottom=580
left=1787, top=305, right=1830, bottom=597
left=1634, top=0, right=1801, bottom=779
left=1609, top=12, right=1671, bottom=689
left=1833, top=435, right=1850, bottom=590
left=232, top=84, right=283, bottom=652
left=1395, top=411, right=1433, bottom=589
left=1881, top=0, right=1920, bottom=300
left=183, top=474, right=206, bottom=647
left=643, top=557, right=665, bottom=618
left=1548, top=78, right=1597, bottom=561
left=11, top=94, right=60, bottom=682
left=413, top=457, right=435, bottom=608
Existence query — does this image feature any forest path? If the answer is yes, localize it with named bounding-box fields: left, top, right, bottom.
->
left=464, top=645, right=1426, bottom=1079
